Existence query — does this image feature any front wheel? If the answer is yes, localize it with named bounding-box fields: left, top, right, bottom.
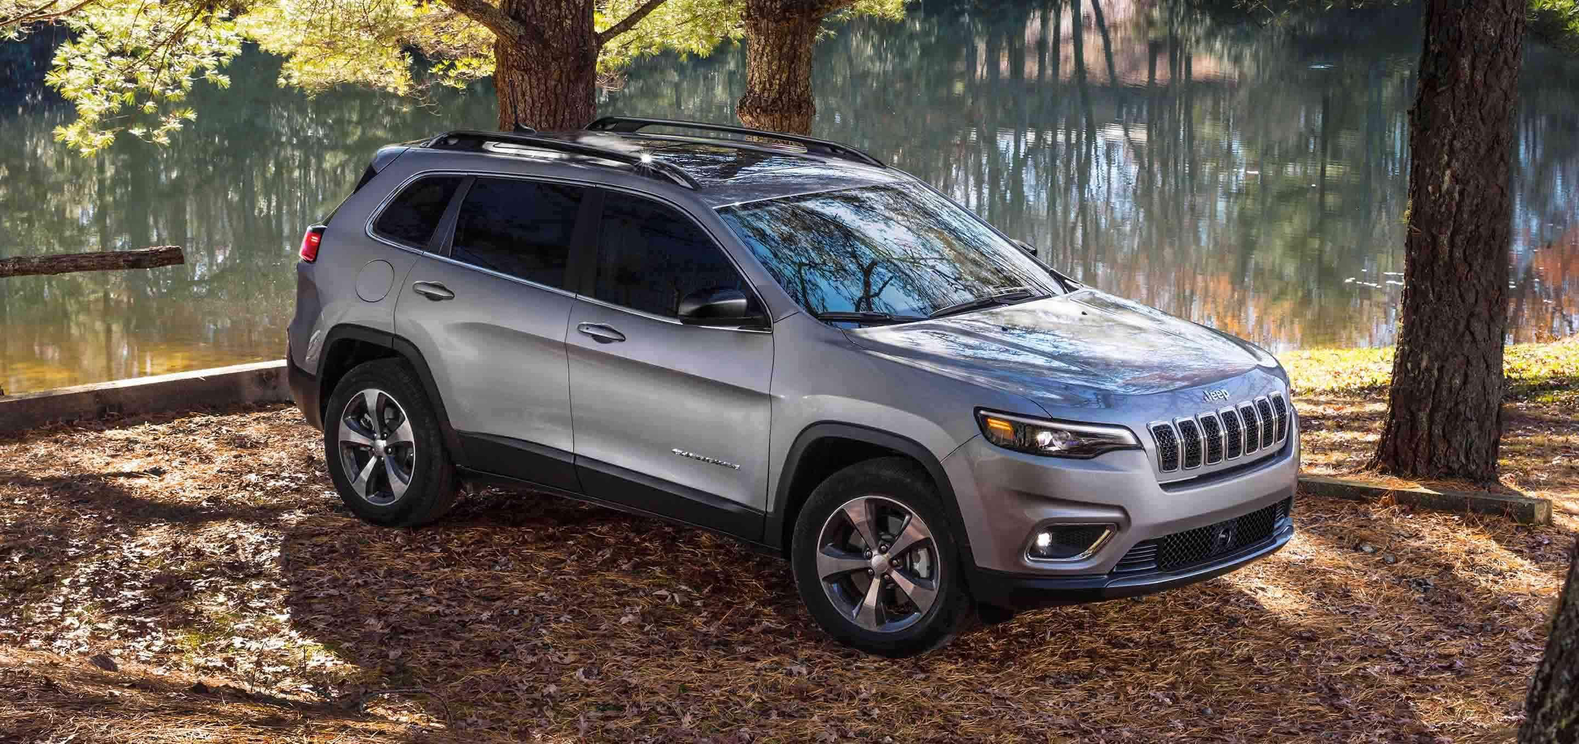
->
left=323, top=358, right=458, bottom=527
left=791, top=458, right=975, bottom=657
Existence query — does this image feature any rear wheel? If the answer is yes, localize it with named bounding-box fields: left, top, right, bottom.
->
left=791, top=458, right=974, bottom=657
left=324, top=359, right=458, bottom=527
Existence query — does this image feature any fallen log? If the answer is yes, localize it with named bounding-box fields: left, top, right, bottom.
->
left=0, top=246, right=185, bottom=278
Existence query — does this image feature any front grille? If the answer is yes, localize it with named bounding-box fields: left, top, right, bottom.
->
left=1149, top=389, right=1290, bottom=476
left=1117, top=497, right=1291, bottom=574
left=1221, top=409, right=1244, bottom=459
left=1176, top=418, right=1203, bottom=469
left=1199, top=413, right=1224, bottom=464
left=1152, top=424, right=1180, bottom=472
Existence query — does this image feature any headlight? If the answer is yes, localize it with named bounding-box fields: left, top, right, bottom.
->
left=975, top=410, right=1140, bottom=458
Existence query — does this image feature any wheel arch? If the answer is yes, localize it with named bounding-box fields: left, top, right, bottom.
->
left=318, top=324, right=467, bottom=462
left=766, top=423, right=973, bottom=565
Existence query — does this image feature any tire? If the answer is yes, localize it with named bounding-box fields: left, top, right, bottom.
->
left=323, top=358, right=459, bottom=527
left=791, top=457, right=975, bottom=657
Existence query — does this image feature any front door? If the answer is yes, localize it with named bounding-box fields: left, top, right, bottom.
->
left=566, top=190, right=773, bottom=537
left=394, top=175, right=594, bottom=491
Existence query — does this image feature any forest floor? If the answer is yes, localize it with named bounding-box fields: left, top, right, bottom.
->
left=0, top=340, right=1575, bottom=743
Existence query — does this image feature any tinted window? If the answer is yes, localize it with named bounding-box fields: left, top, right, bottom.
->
left=717, top=183, right=1061, bottom=318
left=593, top=193, right=747, bottom=317
left=451, top=178, right=585, bottom=289
left=371, top=176, right=463, bottom=249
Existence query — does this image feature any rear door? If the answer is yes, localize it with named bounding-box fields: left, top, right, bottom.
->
left=566, top=190, right=773, bottom=537
left=394, top=175, right=595, bottom=491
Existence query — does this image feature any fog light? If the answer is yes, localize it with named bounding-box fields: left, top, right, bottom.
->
left=1028, top=524, right=1115, bottom=561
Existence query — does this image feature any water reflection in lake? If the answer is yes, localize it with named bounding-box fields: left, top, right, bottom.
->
left=1, top=0, right=1575, bottom=393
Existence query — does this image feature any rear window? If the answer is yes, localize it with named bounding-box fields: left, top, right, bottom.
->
left=371, top=176, right=465, bottom=250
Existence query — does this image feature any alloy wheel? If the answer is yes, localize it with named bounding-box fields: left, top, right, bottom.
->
left=336, top=388, right=416, bottom=506
left=816, top=495, right=940, bottom=632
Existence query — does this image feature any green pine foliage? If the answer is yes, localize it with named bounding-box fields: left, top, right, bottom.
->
left=3, top=0, right=905, bottom=155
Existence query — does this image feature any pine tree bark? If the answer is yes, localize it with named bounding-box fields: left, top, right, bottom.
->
left=738, top=0, right=851, bottom=134
left=1521, top=536, right=1579, bottom=743
left=492, top=0, right=597, bottom=131
left=1369, top=0, right=1524, bottom=481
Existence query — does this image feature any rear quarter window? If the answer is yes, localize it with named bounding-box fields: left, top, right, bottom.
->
left=371, top=176, right=465, bottom=250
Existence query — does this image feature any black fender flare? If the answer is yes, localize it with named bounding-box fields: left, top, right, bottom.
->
left=765, top=422, right=975, bottom=570
left=317, top=324, right=467, bottom=464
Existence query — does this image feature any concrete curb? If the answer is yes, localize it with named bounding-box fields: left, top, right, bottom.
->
left=0, top=360, right=290, bottom=435
left=1298, top=474, right=1552, bottom=525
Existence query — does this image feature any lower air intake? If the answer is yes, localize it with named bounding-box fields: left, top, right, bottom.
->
left=1150, top=497, right=1289, bottom=571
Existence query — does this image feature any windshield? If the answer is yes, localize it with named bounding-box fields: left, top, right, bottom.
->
left=716, top=183, right=1061, bottom=319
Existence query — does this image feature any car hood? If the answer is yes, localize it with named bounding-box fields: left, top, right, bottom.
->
left=843, top=289, right=1265, bottom=410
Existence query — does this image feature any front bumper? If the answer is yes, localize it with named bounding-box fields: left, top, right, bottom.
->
left=968, top=518, right=1293, bottom=610
left=943, top=415, right=1299, bottom=610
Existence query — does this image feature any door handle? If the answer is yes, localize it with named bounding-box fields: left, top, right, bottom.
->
left=412, top=281, right=454, bottom=301
left=576, top=322, right=626, bottom=344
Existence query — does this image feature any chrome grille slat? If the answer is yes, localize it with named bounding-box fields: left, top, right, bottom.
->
left=1255, top=397, right=1276, bottom=446
left=1270, top=393, right=1290, bottom=442
left=1240, top=403, right=1260, bottom=453
left=1221, top=407, right=1244, bottom=460
left=1151, top=423, right=1180, bottom=472
left=1176, top=418, right=1203, bottom=469
left=1199, top=413, right=1224, bottom=464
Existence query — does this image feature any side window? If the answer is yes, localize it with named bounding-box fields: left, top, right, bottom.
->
left=593, top=193, right=747, bottom=317
left=371, top=176, right=464, bottom=250
left=450, top=178, right=585, bottom=289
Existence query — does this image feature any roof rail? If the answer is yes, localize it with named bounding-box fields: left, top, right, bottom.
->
left=424, top=130, right=701, bottom=190
left=584, top=116, right=886, bottom=168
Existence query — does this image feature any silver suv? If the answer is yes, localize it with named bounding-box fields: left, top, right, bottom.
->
left=286, top=118, right=1298, bottom=656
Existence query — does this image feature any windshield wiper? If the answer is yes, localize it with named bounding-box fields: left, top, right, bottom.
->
left=814, top=311, right=925, bottom=326
left=928, top=286, right=1042, bottom=319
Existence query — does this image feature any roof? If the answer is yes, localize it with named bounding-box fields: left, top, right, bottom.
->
left=422, top=127, right=910, bottom=209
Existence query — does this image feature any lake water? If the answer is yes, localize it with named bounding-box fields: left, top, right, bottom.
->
left=2, top=0, right=1577, bottom=394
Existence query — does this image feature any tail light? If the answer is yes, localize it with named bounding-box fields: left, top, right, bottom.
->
left=299, top=225, right=326, bottom=262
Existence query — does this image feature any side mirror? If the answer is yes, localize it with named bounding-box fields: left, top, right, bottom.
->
left=1013, top=239, right=1039, bottom=258
left=678, top=287, right=766, bottom=327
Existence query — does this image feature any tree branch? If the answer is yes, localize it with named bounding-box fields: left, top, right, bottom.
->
left=0, top=247, right=184, bottom=278
left=595, top=0, right=669, bottom=46
left=810, top=0, right=859, bottom=19
left=0, top=0, right=100, bottom=28
left=435, top=0, right=535, bottom=46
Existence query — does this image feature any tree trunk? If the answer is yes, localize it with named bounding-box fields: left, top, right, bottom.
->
left=493, top=0, right=596, bottom=131
left=1369, top=0, right=1523, bottom=481
left=0, top=247, right=184, bottom=278
left=1521, top=536, right=1579, bottom=743
left=737, top=0, right=825, bottom=134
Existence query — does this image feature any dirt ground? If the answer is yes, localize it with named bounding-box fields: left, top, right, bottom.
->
left=1, top=342, right=1576, bottom=742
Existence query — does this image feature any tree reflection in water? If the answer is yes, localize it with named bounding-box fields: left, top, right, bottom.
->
left=1, top=0, right=1575, bottom=393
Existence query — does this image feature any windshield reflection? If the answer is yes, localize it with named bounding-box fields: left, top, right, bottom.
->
left=717, top=183, right=1062, bottom=319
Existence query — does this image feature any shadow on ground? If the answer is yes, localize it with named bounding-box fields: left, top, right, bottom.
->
left=1, top=404, right=1570, bottom=742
